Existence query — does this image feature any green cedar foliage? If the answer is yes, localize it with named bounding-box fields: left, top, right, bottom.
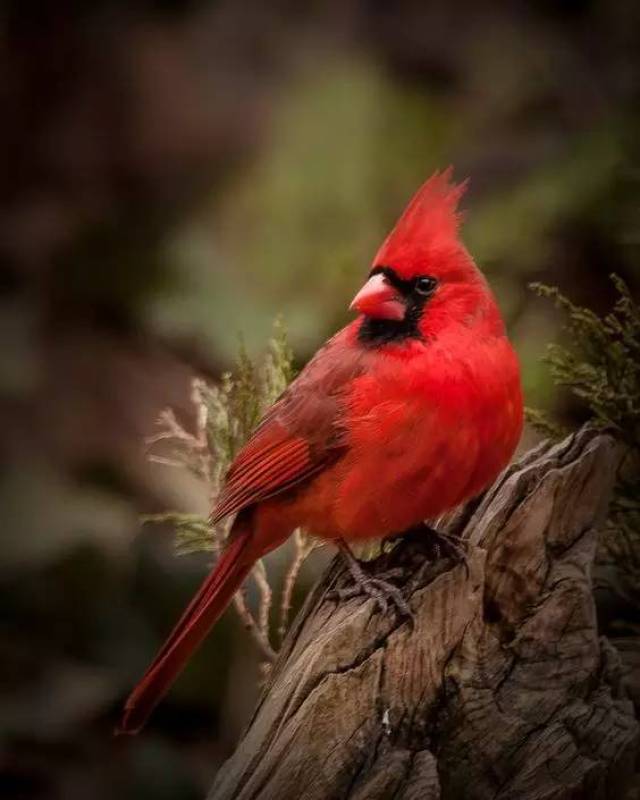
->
left=144, top=318, right=294, bottom=553
left=528, top=276, right=640, bottom=602
left=143, top=319, right=311, bottom=656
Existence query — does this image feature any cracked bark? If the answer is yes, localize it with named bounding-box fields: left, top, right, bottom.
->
left=210, top=428, right=639, bottom=800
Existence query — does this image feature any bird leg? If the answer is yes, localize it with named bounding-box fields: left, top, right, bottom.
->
left=431, top=528, right=469, bottom=575
left=402, top=523, right=470, bottom=577
left=333, top=540, right=414, bottom=621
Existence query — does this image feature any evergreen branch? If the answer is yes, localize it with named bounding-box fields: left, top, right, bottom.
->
left=142, top=319, right=317, bottom=656
left=530, top=274, right=640, bottom=595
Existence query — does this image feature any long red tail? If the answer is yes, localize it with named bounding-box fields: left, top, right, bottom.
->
left=117, top=525, right=256, bottom=735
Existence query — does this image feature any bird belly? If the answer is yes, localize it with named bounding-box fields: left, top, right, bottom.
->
left=332, top=423, right=482, bottom=540
left=300, top=370, right=520, bottom=541
left=273, top=415, right=480, bottom=542
left=263, top=340, right=523, bottom=544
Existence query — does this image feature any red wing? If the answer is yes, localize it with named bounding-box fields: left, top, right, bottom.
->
left=211, top=429, right=324, bottom=523
left=211, top=329, right=366, bottom=524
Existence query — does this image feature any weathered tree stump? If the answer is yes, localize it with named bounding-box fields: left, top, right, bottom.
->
left=211, top=428, right=639, bottom=800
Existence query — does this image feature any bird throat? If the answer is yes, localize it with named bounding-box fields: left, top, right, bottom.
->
left=357, top=304, right=424, bottom=346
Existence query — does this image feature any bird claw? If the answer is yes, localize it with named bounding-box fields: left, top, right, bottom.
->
left=331, top=576, right=410, bottom=614
left=332, top=542, right=415, bottom=625
left=428, top=530, right=470, bottom=578
left=386, top=524, right=471, bottom=579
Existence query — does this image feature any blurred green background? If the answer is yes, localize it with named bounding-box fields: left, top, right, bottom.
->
left=1, top=1, right=638, bottom=798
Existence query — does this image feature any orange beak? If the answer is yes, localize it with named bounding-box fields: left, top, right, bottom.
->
left=349, top=273, right=406, bottom=321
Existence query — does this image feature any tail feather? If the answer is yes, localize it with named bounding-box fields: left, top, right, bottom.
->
left=117, top=527, right=256, bottom=735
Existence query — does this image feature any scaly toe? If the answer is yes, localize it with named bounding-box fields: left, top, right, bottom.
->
left=329, top=574, right=413, bottom=623
left=377, top=580, right=413, bottom=622
left=360, top=577, right=413, bottom=623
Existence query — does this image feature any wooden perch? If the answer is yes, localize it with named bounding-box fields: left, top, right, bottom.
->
left=211, top=428, right=639, bottom=800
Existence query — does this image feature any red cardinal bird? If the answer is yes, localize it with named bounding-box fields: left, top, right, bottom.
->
left=119, top=169, right=523, bottom=734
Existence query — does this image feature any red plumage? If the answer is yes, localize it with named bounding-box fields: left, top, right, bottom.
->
left=119, top=525, right=256, bottom=734
left=118, top=170, right=523, bottom=734
left=374, top=167, right=467, bottom=276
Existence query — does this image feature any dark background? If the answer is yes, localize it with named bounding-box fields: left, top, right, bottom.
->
left=1, top=2, right=638, bottom=798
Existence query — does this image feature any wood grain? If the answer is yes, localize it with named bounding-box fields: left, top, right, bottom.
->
left=211, top=428, right=639, bottom=800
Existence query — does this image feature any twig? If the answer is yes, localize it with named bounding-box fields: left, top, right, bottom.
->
left=277, top=529, right=307, bottom=645
left=146, top=409, right=196, bottom=445
left=148, top=455, right=189, bottom=469
left=232, top=590, right=276, bottom=663
left=141, top=332, right=314, bottom=659
left=251, top=559, right=273, bottom=640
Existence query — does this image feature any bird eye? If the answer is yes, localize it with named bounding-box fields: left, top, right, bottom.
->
left=415, top=276, right=438, bottom=296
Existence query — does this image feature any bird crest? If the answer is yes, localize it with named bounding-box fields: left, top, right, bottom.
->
left=373, top=168, right=468, bottom=279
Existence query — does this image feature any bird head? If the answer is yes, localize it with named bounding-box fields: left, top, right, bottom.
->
left=350, top=170, right=502, bottom=344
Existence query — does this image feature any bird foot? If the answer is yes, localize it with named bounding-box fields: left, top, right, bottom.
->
left=332, top=542, right=414, bottom=623
left=431, top=529, right=470, bottom=578
left=387, top=524, right=471, bottom=578
left=419, top=525, right=470, bottom=578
